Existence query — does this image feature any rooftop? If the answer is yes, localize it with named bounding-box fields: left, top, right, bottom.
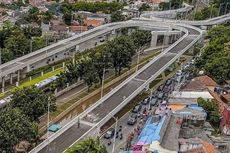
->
left=172, top=91, right=213, bottom=99
left=195, top=75, right=218, bottom=87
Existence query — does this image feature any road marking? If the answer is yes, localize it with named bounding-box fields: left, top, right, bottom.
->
left=80, top=120, right=96, bottom=127
left=133, top=78, right=146, bottom=82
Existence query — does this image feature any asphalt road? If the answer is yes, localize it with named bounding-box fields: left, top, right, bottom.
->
left=39, top=122, right=92, bottom=153
left=34, top=27, right=199, bottom=153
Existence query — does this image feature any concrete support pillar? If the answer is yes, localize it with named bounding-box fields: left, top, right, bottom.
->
left=27, top=65, right=30, bottom=72
left=2, top=76, right=5, bottom=93
left=164, top=35, right=170, bottom=45
left=151, top=31, right=158, bottom=47
left=10, top=73, right=13, bottom=85
left=17, top=70, right=20, bottom=83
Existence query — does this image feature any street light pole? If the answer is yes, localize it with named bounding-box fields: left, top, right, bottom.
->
left=210, top=4, right=214, bottom=19
left=224, top=2, right=230, bottom=14
left=218, top=3, right=224, bottom=16
left=101, top=67, right=105, bottom=99
left=149, top=88, right=153, bottom=110
left=108, top=113, right=118, bottom=153
left=136, top=50, right=140, bottom=72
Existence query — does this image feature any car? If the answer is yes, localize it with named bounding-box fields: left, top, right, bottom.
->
left=150, top=98, right=158, bottom=106
left=127, top=114, right=138, bottom=125
left=158, top=93, right=164, bottom=99
left=104, top=128, right=115, bottom=139
left=132, top=104, right=142, bottom=113
left=141, top=97, right=150, bottom=105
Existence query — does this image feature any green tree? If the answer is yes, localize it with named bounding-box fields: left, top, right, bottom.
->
left=64, top=137, right=107, bottom=153
left=139, top=3, right=151, bottom=12
left=107, top=36, right=135, bottom=75
left=198, top=98, right=220, bottom=127
left=4, top=29, right=29, bottom=57
left=0, top=108, right=38, bottom=153
left=111, top=11, right=125, bottom=22
left=10, top=86, right=56, bottom=122
left=22, top=26, right=42, bottom=39
left=32, top=37, right=46, bottom=51
left=0, top=48, right=13, bottom=63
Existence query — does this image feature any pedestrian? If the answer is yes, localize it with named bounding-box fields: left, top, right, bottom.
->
left=120, top=133, right=123, bottom=140
left=108, top=139, right=111, bottom=145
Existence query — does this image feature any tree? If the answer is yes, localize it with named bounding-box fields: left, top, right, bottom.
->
left=10, top=86, right=56, bottom=122
left=64, top=137, right=107, bottom=153
left=32, top=37, right=46, bottom=51
left=0, top=48, right=13, bottom=63
left=197, top=98, right=220, bottom=127
left=107, top=36, right=135, bottom=75
left=22, top=26, right=42, bottom=39
left=4, top=29, right=29, bottom=57
left=0, top=108, right=38, bottom=153
left=111, top=11, right=125, bottom=22
left=139, top=3, right=151, bottom=12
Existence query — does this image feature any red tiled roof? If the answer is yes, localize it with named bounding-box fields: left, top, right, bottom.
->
left=202, top=141, right=217, bottom=153
left=195, top=75, right=218, bottom=87
left=223, top=94, right=230, bottom=102
left=183, top=79, right=207, bottom=91
left=84, top=19, right=103, bottom=27
left=209, top=91, right=226, bottom=113
left=70, top=26, right=87, bottom=32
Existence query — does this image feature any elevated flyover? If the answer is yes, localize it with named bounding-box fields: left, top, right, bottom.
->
left=30, top=22, right=203, bottom=153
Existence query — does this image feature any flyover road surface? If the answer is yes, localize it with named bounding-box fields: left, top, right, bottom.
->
left=31, top=23, right=203, bottom=153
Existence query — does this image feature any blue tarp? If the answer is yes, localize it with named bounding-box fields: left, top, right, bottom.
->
left=136, top=115, right=166, bottom=145
left=188, top=105, right=204, bottom=111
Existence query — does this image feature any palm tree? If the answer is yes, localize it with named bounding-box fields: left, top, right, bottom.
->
left=64, top=137, right=107, bottom=153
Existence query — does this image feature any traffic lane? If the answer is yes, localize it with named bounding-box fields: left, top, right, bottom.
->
left=38, top=123, right=91, bottom=153
left=81, top=80, right=143, bottom=123
left=101, top=105, right=149, bottom=153
left=21, top=44, right=66, bottom=63
left=168, top=37, right=194, bottom=54
left=136, top=54, right=175, bottom=80
left=101, top=111, right=133, bottom=152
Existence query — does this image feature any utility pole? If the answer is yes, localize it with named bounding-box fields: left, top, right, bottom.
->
left=225, top=2, right=230, bottom=14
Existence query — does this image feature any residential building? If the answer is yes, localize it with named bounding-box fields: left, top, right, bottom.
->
left=183, top=75, right=218, bottom=92
left=221, top=104, right=230, bottom=135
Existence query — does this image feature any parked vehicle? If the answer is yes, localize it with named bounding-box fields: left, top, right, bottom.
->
left=132, top=104, right=142, bottom=113
left=150, top=98, right=158, bottom=106
left=104, top=128, right=115, bottom=139
left=127, top=113, right=138, bottom=125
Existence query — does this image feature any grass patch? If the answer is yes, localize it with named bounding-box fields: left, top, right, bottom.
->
left=149, top=79, right=162, bottom=89
left=0, top=68, right=64, bottom=99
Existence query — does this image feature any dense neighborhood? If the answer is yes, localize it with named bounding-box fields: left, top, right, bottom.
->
left=0, top=0, right=230, bottom=153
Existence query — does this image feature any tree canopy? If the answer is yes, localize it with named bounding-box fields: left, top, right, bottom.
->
left=0, top=21, right=45, bottom=63
left=64, top=137, right=107, bottom=153
left=10, top=86, right=56, bottom=122
left=0, top=108, right=38, bottom=153
left=195, top=25, right=230, bottom=83
left=52, top=30, right=151, bottom=91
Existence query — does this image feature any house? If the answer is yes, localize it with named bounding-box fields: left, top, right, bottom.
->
left=171, top=91, right=214, bottom=101
left=179, top=138, right=216, bottom=153
left=183, top=75, right=218, bottom=92
left=70, top=25, right=87, bottom=34
left=220, top=104, right=230, bottom=135
left=84, top=19, right=103, bottom=29
left=51, top=24, right=69, bottom=36
left=29, top=0, right=46, bottom=7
